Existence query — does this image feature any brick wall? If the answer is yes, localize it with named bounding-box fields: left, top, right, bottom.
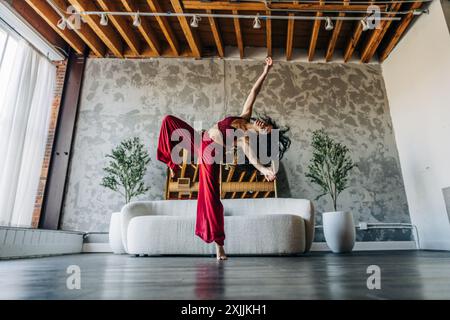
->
left=31, top=60, right=67, bottom=228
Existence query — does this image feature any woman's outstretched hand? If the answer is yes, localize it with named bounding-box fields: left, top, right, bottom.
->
left=264, top=57, right=273, bottom=73
left=261, top=166, right=276, bottom=182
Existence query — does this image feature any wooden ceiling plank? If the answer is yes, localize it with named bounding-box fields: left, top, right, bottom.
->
left=96, top=0, right=141, bottom=56
left=266, top=10, right=272, bottom=57
left=325, top=19, right=343, bottom=62
left=68, top=0, right=123, bottom=57
left=25, top=0, right=85, bottom=54
left=343, top=21, right=363, bottom=62
left=286, top=13, right=294, bottom=61
left=121, top=0, right=161, bottom=56
left=170, top=0, right=202, bottom=58
left=325, top=0, right=348, bottom=62
left=182, top=1, right=386, bottom=12
left=379, top=2, right=422, bottom=62
left=343, top=0, right=373, bottom=62
left=308, top=12, right=322, bottom=62
left=206, top=9, right=224, bottom=58
left=360, top=2, right=403, bottom=63
left=147, top=0, right=181, bottom=56
left=232, top=10, right=244, bottom=59
left=50, top=0, right=105, bottom=57
left=146, top=0, right=180, bottom=56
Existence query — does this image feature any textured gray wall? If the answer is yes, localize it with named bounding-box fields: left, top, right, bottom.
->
left=61, top=58, right=409, bottom=232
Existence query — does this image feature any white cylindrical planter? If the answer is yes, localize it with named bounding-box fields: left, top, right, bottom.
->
left=323, top=211, right=356, bottom=253
left=109, top=212, right=126, bottom=254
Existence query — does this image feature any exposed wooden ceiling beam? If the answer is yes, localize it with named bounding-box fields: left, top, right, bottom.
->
left=68, top=0, right=123, bottom=57
left=182, top=1, right=386, bottom=12
left=325, top=0, right=348, bottom=62
left=360, top=2, right=402, bottom=63
left=379, top=2, right=422, bottom=62
left=343, top=0, right=373, bottom=62
left=286, top=13, right=295, bottom=61
left=96, top=0, right=141, bottom=56
left=25, top=0, right=85, bottom=54
left=325, top=19, right=343, bottom=62
left=343, top=21, right=363, bottom=62
left=121, top=0, right=161, bottom=56
left=266, top=10, right=272, bottom=57
left=308, top=11, right=322, bottom=61
left=170, top=0, right=201, bottom=58
left=232, top=10, right=244, bottom=59
left=146, top=0, right=180, bottom=56
left=51, top=0, right=105, bottom=57
left=206, top=9, right=224, bottom=58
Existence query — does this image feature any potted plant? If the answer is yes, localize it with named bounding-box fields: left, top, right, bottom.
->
left=101, top=137, right=150, bottom=254
left=306, top=129, right=356, bottom=253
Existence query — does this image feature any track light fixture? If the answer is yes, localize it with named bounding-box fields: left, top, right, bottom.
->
left=325, top=17, right=334, bottom=31
left=133, top=12, right=141, bottom=27
left=360, top=18, right=370, bottom=31
left=253, top=14, right=261, bottom=29
left=57, top=17, right=67, bottom=30
left=412, top=8, right=429, bottom=16
left=190, top=15, right=201, bottom=28
left=100, top=13, right=108, bottom=26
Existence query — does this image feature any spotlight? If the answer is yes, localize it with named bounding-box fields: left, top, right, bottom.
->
left=412, top=9, right=428, bottom=16
left=360, top=18, right=370, bottom=31
left=190, top=15, right=201, bottom=28
left=325, top=17, right=334, bottom=31
left=253, top=15, right=261, bottom=29
left=133, top=13, right=141, bottom=27
left=57, top=17, right=67, bottom=30
left=100, top=13, right=108, bottom=26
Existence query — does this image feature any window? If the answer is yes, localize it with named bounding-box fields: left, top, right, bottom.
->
left=0, top=26, right=18, bottom=115
left=0, top=23, right=56, bottom=227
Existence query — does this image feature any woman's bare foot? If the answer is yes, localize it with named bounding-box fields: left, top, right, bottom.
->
left=215, top=244, right=227, bottom=260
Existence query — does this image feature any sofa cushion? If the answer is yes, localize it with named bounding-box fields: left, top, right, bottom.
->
left=127, top=214, right=305, bottom=255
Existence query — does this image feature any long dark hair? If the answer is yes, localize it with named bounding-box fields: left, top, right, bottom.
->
left=251, top=113, right=291, bottom=160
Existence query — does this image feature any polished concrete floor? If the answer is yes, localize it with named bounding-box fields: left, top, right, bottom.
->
left=0, top=251, right=449, bottom=300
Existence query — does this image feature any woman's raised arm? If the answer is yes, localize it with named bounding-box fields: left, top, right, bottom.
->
left=240, top=57, right=273, bottom=120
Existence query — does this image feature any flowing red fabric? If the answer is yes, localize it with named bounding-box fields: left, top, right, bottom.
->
left=157, top=115, right=226, bottom=246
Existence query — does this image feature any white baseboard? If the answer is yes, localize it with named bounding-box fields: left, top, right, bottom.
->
left=82, top=241, right=418, bottom=253
left=310, top=241, right=417, bottom=252
left=0, top=227, right=83, bottom=259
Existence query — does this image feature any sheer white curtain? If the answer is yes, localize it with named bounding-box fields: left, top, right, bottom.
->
left=0, top=26, right=56, bottom=227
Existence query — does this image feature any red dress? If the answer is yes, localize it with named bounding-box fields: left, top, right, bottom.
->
left=157, top=115, right=241, bottom=246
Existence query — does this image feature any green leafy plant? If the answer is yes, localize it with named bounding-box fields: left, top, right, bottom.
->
left=306, top=129, right=356, bottom=211
left=101, top=137, right=150, bottom=204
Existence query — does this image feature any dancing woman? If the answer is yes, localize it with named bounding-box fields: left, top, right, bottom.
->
left=157, top=57, right=291, bottom=260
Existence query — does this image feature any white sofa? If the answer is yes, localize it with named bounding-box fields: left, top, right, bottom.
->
left=121, top=198, right=315, bottom=256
